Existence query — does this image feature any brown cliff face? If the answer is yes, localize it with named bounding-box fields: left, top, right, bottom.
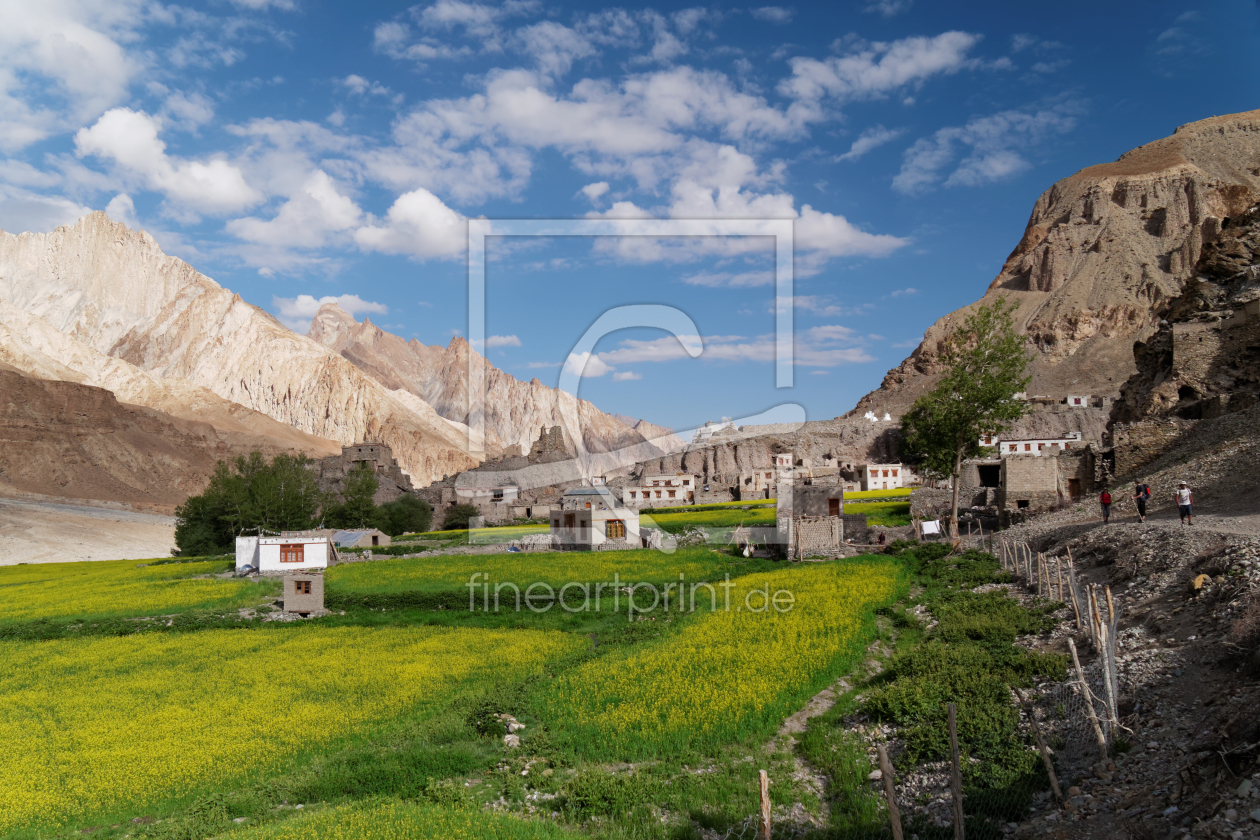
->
left=855, top=109, right=1260, bottom=417
left=0, top=370, right=332, bottom=510
left=308, top=302, right=687, bottom=459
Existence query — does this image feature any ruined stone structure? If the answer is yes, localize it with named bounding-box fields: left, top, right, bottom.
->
left=313, top=443, right=416, bottom=505
left=996, top=449, right=1096, bottom=525
left=1111, top=417, right=1199, bottom=479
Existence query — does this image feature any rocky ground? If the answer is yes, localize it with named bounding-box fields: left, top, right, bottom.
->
left=997, top=509, right=1260, bottom=840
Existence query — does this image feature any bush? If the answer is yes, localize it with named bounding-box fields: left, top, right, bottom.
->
left=441, top=504, right=481, bottom=531
left=373, top=495, right=433, bottom=537
left=564, top=771, right=658, bottom=818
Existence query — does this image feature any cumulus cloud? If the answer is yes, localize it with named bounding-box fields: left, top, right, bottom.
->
left=353, top=187, right=467, bottom=260
left=594, top=329, right=871, bottom=368
left=893, top=102, right=1082, bottom=194
left=271, top=293, right=388, bottom=333
left=863, top=0, right=912, bottom=17
left=750, top=6, right=794, bottom=23
left=484, top=334, right=521, bottom=347
left=836, top=125, right=904, bottom=162
left=75, top=108, right=261, bottom=214
left=579, top=181, right=610, bottom=202
left=227, top=170, right=362, bottom=249
left=612, top=370, right=642, bottom=381
left=563, top=350, right=615, bottom=378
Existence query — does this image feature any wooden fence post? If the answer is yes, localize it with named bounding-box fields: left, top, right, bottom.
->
left=1055, top=556, right=1064, bottom=604
left=877, top=745, right=904, bottom=840
left=758, top=770, right=771, bottom=840
left=1068, top=638, right=1109, bottom=757
left=948, top=703, right=966, bottom=840
left=1014, top=687, right=1063, bottom=803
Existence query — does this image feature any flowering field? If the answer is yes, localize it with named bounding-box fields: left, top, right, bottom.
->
left=0, top=625, right=583, bottom=832
left=221, top=800, right=583, bottom=840
left=326, top=547, right=734, bottom=595
left=542, top=556, right=907, bottom=758
left=0, top=558, right=273, bottom=623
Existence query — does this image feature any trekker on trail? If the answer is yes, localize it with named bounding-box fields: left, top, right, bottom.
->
left=1175, top=481, right=1194, bottom=526
left=1099, top=488, right=1112, bottom=523
left=1132, top=480, right=1151, bottom=523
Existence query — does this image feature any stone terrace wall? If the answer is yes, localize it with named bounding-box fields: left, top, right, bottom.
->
left=1112, top=417, right=1199, bottom=478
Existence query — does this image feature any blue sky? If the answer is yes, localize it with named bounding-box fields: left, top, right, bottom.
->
left=2, top=0, right=1257, bottom=433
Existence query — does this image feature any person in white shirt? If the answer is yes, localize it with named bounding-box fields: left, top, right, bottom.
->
left=1175, top=481, right=1194, bottom=526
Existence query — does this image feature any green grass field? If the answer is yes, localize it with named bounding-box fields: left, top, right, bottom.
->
left=846, top=500, right=912, bottom=527
left=0, top=558, right=275, bottom=624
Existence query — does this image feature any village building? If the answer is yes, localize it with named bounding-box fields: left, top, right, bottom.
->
left=981, top=431, right=1084, bottom=456
left=282, top=572, right=325, bottom=617
left=550, top=486, right=641, bottom=551
left=775, top=483, right=846, bottom=560
left=312, top=442, right=416, bottom=505
left=1064, top=395, right=1090, bottom=408
left=860, top=463, right=905, bottom=491
left=332, top=529, right=391, bottom=549
left=235, top=535, right=334, bottom=573
left=995, top=447, right=1097, bottom=524
left=623, top=473, right=699, bottom=507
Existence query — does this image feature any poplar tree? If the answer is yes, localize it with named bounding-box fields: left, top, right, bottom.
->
left=899, top=298, right=1030, bottom=539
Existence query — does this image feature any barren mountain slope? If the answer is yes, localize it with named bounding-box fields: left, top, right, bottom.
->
left=308, top=302, right=687, bottom=457
left=0, top=213, right=478, bottom=484
left=855, top=108, right=1260, bottom=417
left=0, top=370, right=335, bottom=510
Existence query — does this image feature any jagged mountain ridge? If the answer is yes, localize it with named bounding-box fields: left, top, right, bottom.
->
left=0, top=213, right=477, bottom=485
left=854, top=109, right=1260, bottom=417
left=308, top=302, right=687, bottom=460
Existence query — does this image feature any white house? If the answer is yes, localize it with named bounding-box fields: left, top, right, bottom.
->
left=860, top=463, right=905, bottom=491
left=1064, top=395, right=1090, bottom=408
left=979, top=432, right=1083, bottom=456
left=623, top=473, right=698, bottom=506
left=236, top=536, right=333, bottom=573
left=552, top=487, right=642, bottom=549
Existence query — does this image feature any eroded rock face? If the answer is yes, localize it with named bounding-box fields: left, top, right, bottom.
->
left=856, top=109, right=1260, bottom=417
left=309, top=302, right=687, bottom=459
left=0, top=213, right=477, bottom=485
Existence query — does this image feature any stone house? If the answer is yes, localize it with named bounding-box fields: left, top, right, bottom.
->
left=623, top=473, right=699, bottom=507
left=550, top=486, right=641, bottom=551
left=860, top=463, right=905, bottom=491
left=283, top=572, right=325, bottom=616
left=775, top=484, right=846, bottom=560
left=313, top=443, right=415, bottom=505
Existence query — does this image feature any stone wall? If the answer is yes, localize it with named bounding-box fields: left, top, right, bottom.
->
left=314, top=443, right=415, bottom=505
left=283, top=572, right=324, bottom=615
left=1111, top=417, right=1199, bottom=478
left=782, top=516, right=844, bottom=559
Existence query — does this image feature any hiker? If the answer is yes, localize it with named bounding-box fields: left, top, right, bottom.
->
left=1175, top=481, right=1194, bottom=526
left=1099, top=488, right=1112, bottom=523
left=1131, top=479, right=1151, bottom=523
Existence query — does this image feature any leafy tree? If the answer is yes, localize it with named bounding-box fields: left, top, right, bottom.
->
left=338, top=461, right=379, bottom=528
left=173, top=452, right=322, bottom=555
left=899, top=298, right=1030, bottom=539
left=373, top=495, right=433, bottom=537
left=440, top=503, right=481, bottom=531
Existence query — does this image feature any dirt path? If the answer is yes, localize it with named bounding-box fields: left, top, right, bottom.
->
left=0, top=496, right=175, bottom=564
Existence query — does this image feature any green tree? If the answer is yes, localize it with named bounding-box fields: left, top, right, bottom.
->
left=172, top=451, right=323, bottom=555
left=900, top=298, right=1030, bottom=539
left=440, top=503, right=481, bottom=532
left=373, top=495, right=433, bottom=536
left=339, top=461, right=379, bottom=528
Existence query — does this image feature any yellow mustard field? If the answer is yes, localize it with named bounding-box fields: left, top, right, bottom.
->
left=544, top=557, right=906, bottom=758
left=0, top=559, right=271, bottom=623
left=326, top=547, right=730, bottom=594
left=0, top=625, right=583, bottom=832
left=221, top=800, right=583, bottom=840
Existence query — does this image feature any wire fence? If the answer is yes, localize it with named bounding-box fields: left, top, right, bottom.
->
left=708, top=541, right=1126, bottom=840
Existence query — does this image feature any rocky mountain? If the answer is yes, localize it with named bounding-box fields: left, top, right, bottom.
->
left=0, top=369, right=335, bottom=510
left=307, top=302, right=687, bottom=461
left=0, top=212, right=477, bottom=486
left=855, top=109, right=1260, bottom=418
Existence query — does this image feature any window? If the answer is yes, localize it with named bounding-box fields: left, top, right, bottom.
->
left=1074, top=397, right=1082, bottom=405
left=765, top=472, right=771, bottom=479
left=882, top=470, right=889, bottom=477
left=656, top=490, right=662, bottom=498
left=1038, top=443, right=1045, bottom=451
left=682, top=479, right=690, bottom=486
left=1009, top=444, right=1017, bottom=452
left=891, top=469, right=898, bottom=477
left=294, top=580, right=311, bottom=595
left=667, top=490, right=676, bottom=498
left=983, top=435, right=992, bottom=444
left=606, top=520, right=625, bottom=539
left=629, top=491, right=636, bottom=499
left=1063, top=442, right=1071, bottom=449
left=580, top=519, right=588, bottom=531
left=653, top=480, right=660, bottom=486
left=371, top=535, right=379, bottom=546
left=1024, top=444, right=1031, bottom=451
left=1017, top=499, right=1030, bottom=509
left=493, top=489, right=504, bottom=500
left=585, top=502, right=591, bottom=509
left=280, top=544, right=303, bottom=563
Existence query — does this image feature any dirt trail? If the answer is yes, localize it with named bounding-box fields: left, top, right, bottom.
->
left=0, top=496, right=175, bottom=564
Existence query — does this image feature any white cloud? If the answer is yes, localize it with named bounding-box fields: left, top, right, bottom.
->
left=75, top=108, right=262, bottom=214
left=579, top=181, right=610, bottom=203
left=353, top=187, right=467, bottom=260
left=612, top=370, right=642, bottom=381
left=0, top=0, right=144, bottom=151
left=889, top=287, right=917, bottom=297
left=681, top=270, right=774, bottom=287
left=863, top=0, right=912, bottom=17
left=836, top=125, right=904, bottom=162
left=484, top=334, right=521, bottom=347
left=104, top=193, right=136, bottom=226
left=0, top=186, right=93, bottom=234
left=516, top=21, right=597, bottom=77
left=750, top=6, right=794, bottom=24
left=563, top=350, right=615, bottom=378
left=226, top=170, right=361, bottom=249
left=271, top=293, right=388, bottom=333
left=779, top=31, right=980, bottom=104
left=593, top=328, right=871, bottom=368
left=893, top=102, right=1081, bottom=194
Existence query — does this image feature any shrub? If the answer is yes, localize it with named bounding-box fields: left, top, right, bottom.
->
left=441, top=504, right=481, bottom=531
left=374, top=495, right=433, bottom=537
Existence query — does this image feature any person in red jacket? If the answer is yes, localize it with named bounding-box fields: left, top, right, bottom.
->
left=1099, top=488, right=1112, bottom=523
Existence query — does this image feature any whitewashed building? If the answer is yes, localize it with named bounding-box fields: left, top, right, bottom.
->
left=979, top=431, right=1084, bottom=456
left=236, top=536, right=333, bottom=573
left=860, top=463, right=906, bottom=491
left=552, top=487, right=642, bottom=550
left=623, top=473, right=699, bottom=506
